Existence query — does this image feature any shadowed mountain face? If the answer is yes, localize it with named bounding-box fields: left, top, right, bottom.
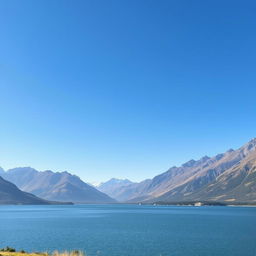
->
left=1, top=168, right=116, bottom=203
left=0, top=176, right=62, bottom=205
left=103, top=138, right=256, bottom=203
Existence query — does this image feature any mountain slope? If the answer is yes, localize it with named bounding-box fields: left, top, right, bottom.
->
left=112, top=151, right=239, bottom=202
left=150, top=138, right=256, bottom=203
left=1, top=168, right=116, bottom=203
left=183, top=152, right=256, bottom=203
left=0, top=176, right=59, bottom=205
left=106, top=138, right=256, bottom=203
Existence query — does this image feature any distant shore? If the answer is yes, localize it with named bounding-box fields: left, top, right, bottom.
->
left=141, top=201, right=256, bottom=207
left=0, top=201, right=256, bottom=207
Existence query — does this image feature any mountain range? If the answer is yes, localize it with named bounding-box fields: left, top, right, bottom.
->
left=0, top=168, right=115, bottom=204
left=1, top=138, right=255, bottom=205
left=98, top=138, right=256, bottom=204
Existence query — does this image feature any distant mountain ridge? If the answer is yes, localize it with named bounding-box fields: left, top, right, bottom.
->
left=98, top=178, right=134, bottom=199
left=1, top=168, right=116, bottom=203
left=101, top=138, right=256, bottom=204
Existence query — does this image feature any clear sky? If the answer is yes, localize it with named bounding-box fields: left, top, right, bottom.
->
left=0, top=0, right=256, bottom=183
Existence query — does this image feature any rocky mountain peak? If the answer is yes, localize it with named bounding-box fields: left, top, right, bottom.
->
left=182, top=159, right=196, bottom=168
left=240, top=138, right=256, bottom=155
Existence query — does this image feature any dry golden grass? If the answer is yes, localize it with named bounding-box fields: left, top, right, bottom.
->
left=0, top=251, right=85, bottom=256
left=53, top=251, right=85, bottom=256
left=0, top=252, right=47, bottom=256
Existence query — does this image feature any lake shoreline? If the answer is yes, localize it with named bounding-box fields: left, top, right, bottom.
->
left=0, top=202, right=256, bottom=207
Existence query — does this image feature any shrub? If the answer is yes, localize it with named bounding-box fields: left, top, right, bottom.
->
left=0, top=247, right=16, bottom=252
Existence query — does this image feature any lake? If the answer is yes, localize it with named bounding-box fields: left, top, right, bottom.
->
left=0, top=204, right=255, bottom=256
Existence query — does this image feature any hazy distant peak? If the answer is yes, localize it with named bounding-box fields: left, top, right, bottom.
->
left=44, top=170, right=54, bottom=174
left=101, top=178, right=134, bottom=186
left=89, top=181, right=102, bottom=187
left=98, top=178, right=135, bottom=199
left=7, top=167, right=38, bottom=174
left=109, top=178, right=132, bottom=183
left=62, top=171, right=71, bottom=174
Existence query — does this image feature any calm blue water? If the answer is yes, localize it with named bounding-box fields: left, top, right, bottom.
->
left=0, top=205, right=256, bottom=256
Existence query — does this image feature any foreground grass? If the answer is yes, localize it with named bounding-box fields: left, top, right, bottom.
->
left=0, top=252, right=48, bottom=256
left=0, top=249, right=85, bottom=256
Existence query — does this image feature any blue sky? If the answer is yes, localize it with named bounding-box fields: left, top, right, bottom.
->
left=0, top=0, right=256, bottom=183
